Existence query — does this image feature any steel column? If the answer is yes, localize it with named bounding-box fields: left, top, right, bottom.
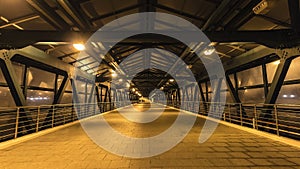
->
left=264, top=59, right=293, bottom=105
left=53, top=76, right=69, bottom=104
left=262, top=64, right=269, bottom=98
left=22, top=65, right=29, bottom=99
left=0, top=51, right=26, bottom=106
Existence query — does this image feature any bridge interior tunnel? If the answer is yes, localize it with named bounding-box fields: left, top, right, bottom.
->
left=0, top=0, right=300, bottom=168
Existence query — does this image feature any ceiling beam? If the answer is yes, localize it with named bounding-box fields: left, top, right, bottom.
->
left=26, top=0, right=70, bottom=30
left=0, top=14, right=40, bottom=29
left=288, top=0, right=300, bottom=33
left=201, top=0, right=232, bottom=31
left=1, top=29, right=300, bottom=49
left=57, top=0, right=92, bottom=30
left=90, top=4, right=142, bottom=22
left=256, top=14, right=291, bottom=28
left=224, top=0, right=261, bottom=30
left=154, top=3, right=206, bottom=22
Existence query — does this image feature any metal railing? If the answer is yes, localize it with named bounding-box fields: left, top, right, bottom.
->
left=1, top=100, right=299, bottom=142
left=166, top=101, right=300, bottom=140
left=0, top=102, right=128, bottom=142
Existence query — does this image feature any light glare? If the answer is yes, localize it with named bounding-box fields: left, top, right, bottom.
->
left=73, top=43, right=85, bottom=51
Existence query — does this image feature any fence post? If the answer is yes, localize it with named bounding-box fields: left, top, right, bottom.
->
left=228, top=104, right=231, bottom=123
left=63, top=107, right=66, bottom=124
left=206, top=102, right=209, bottom=115
left=36, top=107, right=40, bottom=132
left=52, top=105, right=55, bottom=128
left=72, top=106, right=75, bottom=121
left=274, top=105, right=280, bottom=136
left=240, top=103, right=243, bottom=126
left=253, top=105, right=257, bottom=129
left=14, top=108, right=20, bottom=139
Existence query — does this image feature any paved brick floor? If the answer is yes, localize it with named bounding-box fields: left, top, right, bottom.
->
left=0, top=103, right=299, bottom=169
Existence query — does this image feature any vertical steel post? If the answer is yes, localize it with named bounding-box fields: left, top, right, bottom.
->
left=274, top=105, right=280, bottom=136
left=36, top=107, right=40, bottom=132
left=52, top=105, right=55, bottom=128
left=240, top=103, right=243, bottom=126
left=228, top=104, right=231, bottom=123
left=14, top=108, right=20, bottom=139
left=253, top=105, right=258, bottom=129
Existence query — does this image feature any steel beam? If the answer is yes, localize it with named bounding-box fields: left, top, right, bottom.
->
left=225, top=75, right=241, bottom=104
left=154, top=4, right=205, bottom=22
left=0, top=51, right=26, bottom=106
left=90, top=4, right=142, bottom=22
left=2, top=29, right=300, bottom=49
left=256, top=14, right=291, bottom=28
left=70, top=79, right=80, bottom=104
left=262, top=64, right=269, bottom=98
left=202, top=0, right=232, bottom=31
left=57, top=0, right=92, bottom=30
left=225, top=0, right=261, bottom=30
left=205, top=81, right=209, bottom=102
left=211, top=78, right=223, bottom=103
left=224, top=46, right=277, bottom=73
left=53, top=76, right=69, bottom=104
left=88, top=84, right=95, bottom=103
left=261, top=47, right=300, bottom=118
left=26, top=0, right=70, bottom=30
left=264, top=59, right=292, bottom=105
left=0, top=50, right=34, bottom=133
left=288, top=0, right=300, bottom=32
left=22, top=65, right=29, bottom=99
left=9, top=46, right=93, bottom=81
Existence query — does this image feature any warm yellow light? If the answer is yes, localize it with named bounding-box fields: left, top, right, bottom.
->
left=273, top=60, right=280, bottom=65
left=169, top=79, right=174, bottom=82
left=73, top=43, right=85, bottom=51
left=132, top=88, right=136, bottom=92
left=203, top=47, right=215, bottom=56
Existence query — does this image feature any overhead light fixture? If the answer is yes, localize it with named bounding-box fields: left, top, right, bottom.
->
left=169, top=79, right=174, bottom=82
left=272, top=60, right=280, bottom=65
left=203, top=47, right=215, bottom=56
left=73, top=43, right=85, bottom=51
left=132, top=88, right=136, bottom=92
left=186, top=65, right=192, bottom=69
left=126, top=83, right=130, bottom=88
left=253, top=0, right=271, bottom=14
left=100, top=54, right=105, bottom=59
left=111, top=71, right=117, bottom=77
left=290, top=95, right=296, bottom=98
left=119, top=79, right=123, bottom=82
left=160, top=87, right=164, bottom=90
left=283, top=95, right=288, bottom=98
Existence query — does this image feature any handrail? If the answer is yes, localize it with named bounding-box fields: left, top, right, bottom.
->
left=0, top=101, right=299, bottom=142
left=0, top=101, right=133, bottom=142
left=158, top=100, right=300, bottom=140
